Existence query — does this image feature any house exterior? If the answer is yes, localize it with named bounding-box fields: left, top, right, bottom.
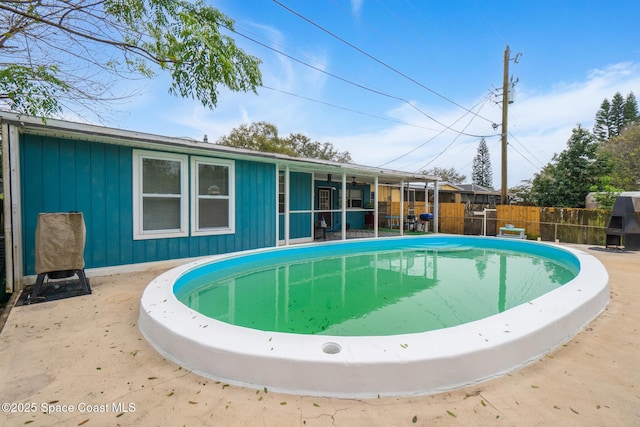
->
left=434, top=182, right=463, bottom=204
left=436, top=182, right=501, bottom=206
left=1, top=113, right=438, bottom=293
left=457, top=184, right=501, bottom=205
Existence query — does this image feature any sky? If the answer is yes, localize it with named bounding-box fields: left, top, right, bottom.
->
left=112, top=0, right=640, bottom=188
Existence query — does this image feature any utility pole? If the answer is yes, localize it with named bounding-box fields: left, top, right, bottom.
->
left=500, top=45, right=520, bottom=205
left=501, top=45, right=510, bottom=205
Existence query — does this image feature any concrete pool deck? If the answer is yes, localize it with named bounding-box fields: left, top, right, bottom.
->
left=0, top=243, right=638, bottom=426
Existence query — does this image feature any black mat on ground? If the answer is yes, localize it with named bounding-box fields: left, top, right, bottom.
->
left=16, top=280, right=91, bottom=306
left=588, top=246, right=636, bottom=254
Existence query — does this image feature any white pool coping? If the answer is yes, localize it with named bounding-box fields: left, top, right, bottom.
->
left=138, top=239, right=609, bottom=398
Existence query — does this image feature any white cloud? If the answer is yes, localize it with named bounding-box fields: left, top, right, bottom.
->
left=351, top=0, right=364, bottom=18
left=323, top=62, right=640, bottom=188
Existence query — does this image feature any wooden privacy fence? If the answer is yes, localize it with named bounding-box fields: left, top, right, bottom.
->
left=432, top=203, right=618, bottom=245
left=386, top=201, right=427, bottom=216
left=540, top=207, right=612, bottom=245
left=496, top=205, right=541, bottom=237
left=439, top=203, right=464, bottom=234
left=381, top=201, right=638, bottom=246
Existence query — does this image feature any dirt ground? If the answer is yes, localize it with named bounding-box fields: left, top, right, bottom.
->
left=0, top=244, right=638, bottom=426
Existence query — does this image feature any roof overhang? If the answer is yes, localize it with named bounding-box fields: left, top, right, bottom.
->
left=0, top=112, right=439, bottom=186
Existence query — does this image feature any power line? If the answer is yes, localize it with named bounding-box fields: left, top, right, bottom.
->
left=507, top=109, right=551, bottom=166
left=272, top=0, right=496, bottom=125
left=377, top=93, right=495, bottom=168
left=261, top=85, right=443, bottom=132
left=508, top=131, right=546, bottom=169
left=508, top=142, right=544, bottom=175
left=328, top=0, right=430, bottom=64
left=227, top=24, right=495, bottom=139
left=372, top=0, right=436, bottom=52
left=265, top=2, right=542, bottom=183
left=413, top=95, right=493, bottom=172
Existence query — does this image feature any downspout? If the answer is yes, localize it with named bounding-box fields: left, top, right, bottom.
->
left=2, top=122, right=22, bottom=291
left=1, top=120, right=13, bottom=293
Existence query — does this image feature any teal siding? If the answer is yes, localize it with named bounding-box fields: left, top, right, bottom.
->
left=278, top=213, right=312, bottom=240
left=346, top=211, right=365, bottom=229
left=289, top=172, right=311, bottom=211
left=20, top=134, right=276, bottom=275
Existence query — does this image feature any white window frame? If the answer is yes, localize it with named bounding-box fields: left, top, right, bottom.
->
left=348, top=188, right=364, bottom=208
left=133, top=150, right=188, bottom=240
left=190, top=156, right=235, bottom=236
left=339, top=188, right=364, bottom=209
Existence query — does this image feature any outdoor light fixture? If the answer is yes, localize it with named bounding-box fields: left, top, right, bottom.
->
left=327, top=174, right=332, bottom=183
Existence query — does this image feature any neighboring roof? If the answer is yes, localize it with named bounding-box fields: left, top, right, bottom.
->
left=436, top=182, right=464, bottom=191
left=456, top=183, right=500, bottom=194
left=431, top=182, right=500, bottom=195
left=0, top=112, right=438, bottom=186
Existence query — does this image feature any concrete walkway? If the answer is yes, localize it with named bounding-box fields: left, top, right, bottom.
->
left=0, top=243, right=638, bottom=426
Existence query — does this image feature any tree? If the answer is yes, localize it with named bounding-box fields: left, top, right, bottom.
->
left=599, top=124, right=640, bottom=190
left=217, top=122, right=296, bottom=155
left=420, top=167, right=466, bottom=183
left=609, top=92, right=626, bottom=137
left=509, top=180, right=534, bottom=205
left=0, top=0, right=262, bottom=120
left=529, top=163, right=559, bottom=207
left=593, top=91, right=639, bottom=141
left=471, top=138, right=493, bottom=188
left=623, top=92, right=639, bottom=125
left=217, top=122, right=352, bottom=162
left=593, top=98, right=612, bottom=142
left=285, top=133, right=352, bottom=163
left=531, top=125, right=612, bottom=207
left=589, top=175, right=623, bottom=210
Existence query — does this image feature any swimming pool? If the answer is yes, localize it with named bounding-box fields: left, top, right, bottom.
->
left=138, top=235, right=609, bottom=398
left=174, top=238, right=579, bottom=336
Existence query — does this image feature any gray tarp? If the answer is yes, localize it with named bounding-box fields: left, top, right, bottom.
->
left=35, top=213, right=86, bottom=274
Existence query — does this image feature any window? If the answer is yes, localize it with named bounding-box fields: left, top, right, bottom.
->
left=347, top=188, right=363, bottom=208
left=278, top=172, right=285, bottom=214
left=191, top=157, right=235, bottom=235
left=133, top=150, right=188, bottom=239
left=338, top=188, right=363, bottom=209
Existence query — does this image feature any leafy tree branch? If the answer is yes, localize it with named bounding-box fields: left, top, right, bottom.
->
left=0, top=0, right=262, bottom=119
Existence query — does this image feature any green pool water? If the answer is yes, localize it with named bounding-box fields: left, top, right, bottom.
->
left=175, top=238, right=578, bottom=336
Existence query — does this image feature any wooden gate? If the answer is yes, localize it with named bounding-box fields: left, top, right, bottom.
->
left=439, top=203, right=464, bottom=234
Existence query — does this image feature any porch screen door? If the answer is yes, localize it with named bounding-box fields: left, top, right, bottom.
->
left=318, top=188, right=332, bottom=228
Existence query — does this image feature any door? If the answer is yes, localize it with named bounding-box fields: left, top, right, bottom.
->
left=318, top=187, right=333, bottom=228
